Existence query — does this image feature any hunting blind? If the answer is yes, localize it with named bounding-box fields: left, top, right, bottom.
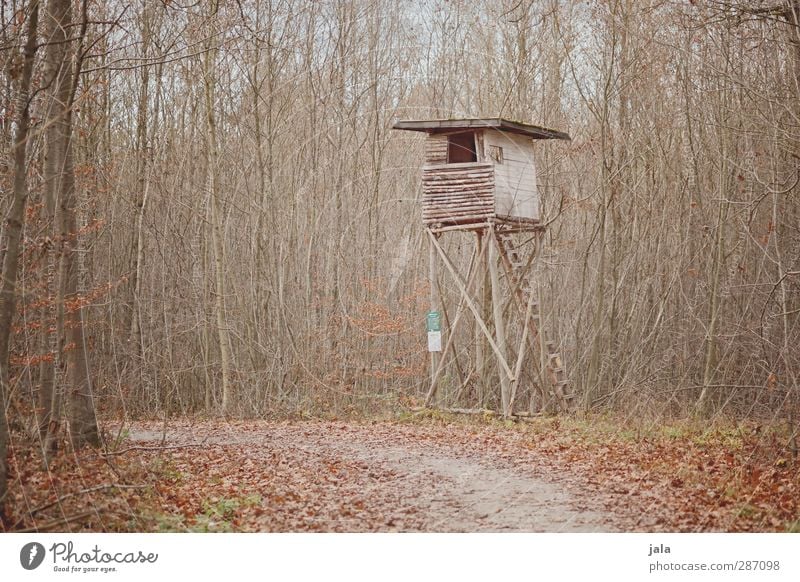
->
left=393, top=117, right=572, bottom=416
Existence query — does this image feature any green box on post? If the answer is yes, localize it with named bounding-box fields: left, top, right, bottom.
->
left=426, top=311, right=441, bottom=332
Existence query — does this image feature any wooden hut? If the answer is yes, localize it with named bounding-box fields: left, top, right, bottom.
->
left=392, top=118, right=569, bottom=228
left=393, top=117, right=572, bottom=417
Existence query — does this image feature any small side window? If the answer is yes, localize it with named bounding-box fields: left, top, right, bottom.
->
left=488, top=145, right=503, bottom=164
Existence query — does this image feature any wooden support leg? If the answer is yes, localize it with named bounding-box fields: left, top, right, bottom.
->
left=428, top=231, right=440, bottom=401
left=488, top=226, right=512, bottom=417
left=474, top=232, right=486, bottom=402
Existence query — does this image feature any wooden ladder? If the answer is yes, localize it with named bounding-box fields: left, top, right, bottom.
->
left=494, top=230, right=571, bottom=406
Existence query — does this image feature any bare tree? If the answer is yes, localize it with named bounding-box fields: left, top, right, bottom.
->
left=0, top=0, right=39, bottom=525
left=38, top=0, right=99, bottom=450
left=202, top=0, right=233, bottom=413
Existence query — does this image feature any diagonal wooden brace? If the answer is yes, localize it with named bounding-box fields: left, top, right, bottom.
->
left=427, top=230, right=515, bottom=381
left=425, top=237, right=486, bottom=406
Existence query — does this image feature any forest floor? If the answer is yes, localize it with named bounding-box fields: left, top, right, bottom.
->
left=5, top=413, right=800, bottom=532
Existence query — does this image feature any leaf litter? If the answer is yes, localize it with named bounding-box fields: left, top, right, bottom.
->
left=3, top=416, right=798, bottom=532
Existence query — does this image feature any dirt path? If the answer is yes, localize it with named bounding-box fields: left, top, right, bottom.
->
left=127, top=421, right=626, bottom=532
left=329, top=441, right=615, bottom=532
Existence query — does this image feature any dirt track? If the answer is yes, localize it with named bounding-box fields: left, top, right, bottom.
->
left=128, top=421, right=626, bottom=532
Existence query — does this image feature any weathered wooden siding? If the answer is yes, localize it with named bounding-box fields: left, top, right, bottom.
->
left=425, top=134, right=448, bottom=165
left=484, top=130, right=539, bottom=221
left=422, top=162, right=495, bottom=226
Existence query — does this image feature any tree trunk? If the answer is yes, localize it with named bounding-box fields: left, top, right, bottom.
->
left=0, top=0, right=39, bottom=525
left=697, top=167, right=730, bottom=416
left=203, top=0, right=233, bottom=414
left=39, top=0, right=71, bottom=454
left=41, top=0, right=99, bottom=449
left=128, top=2, right=153, bottom=361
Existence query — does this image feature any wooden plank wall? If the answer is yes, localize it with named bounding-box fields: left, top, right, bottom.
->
left=425, top=134, right=448, bottom=165
left=422, top=162, right=495, bottom=226
left=483, top=131, right=539, bottom=221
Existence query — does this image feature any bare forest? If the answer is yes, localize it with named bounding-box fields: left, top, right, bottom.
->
left=1, top=0, right=799, bottom=533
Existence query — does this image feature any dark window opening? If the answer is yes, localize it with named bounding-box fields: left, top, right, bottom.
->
left=447, top=132, right=477, bottom=163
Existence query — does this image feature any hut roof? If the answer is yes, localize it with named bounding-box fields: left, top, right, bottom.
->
left=392, top=118, right=570, bottom=140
